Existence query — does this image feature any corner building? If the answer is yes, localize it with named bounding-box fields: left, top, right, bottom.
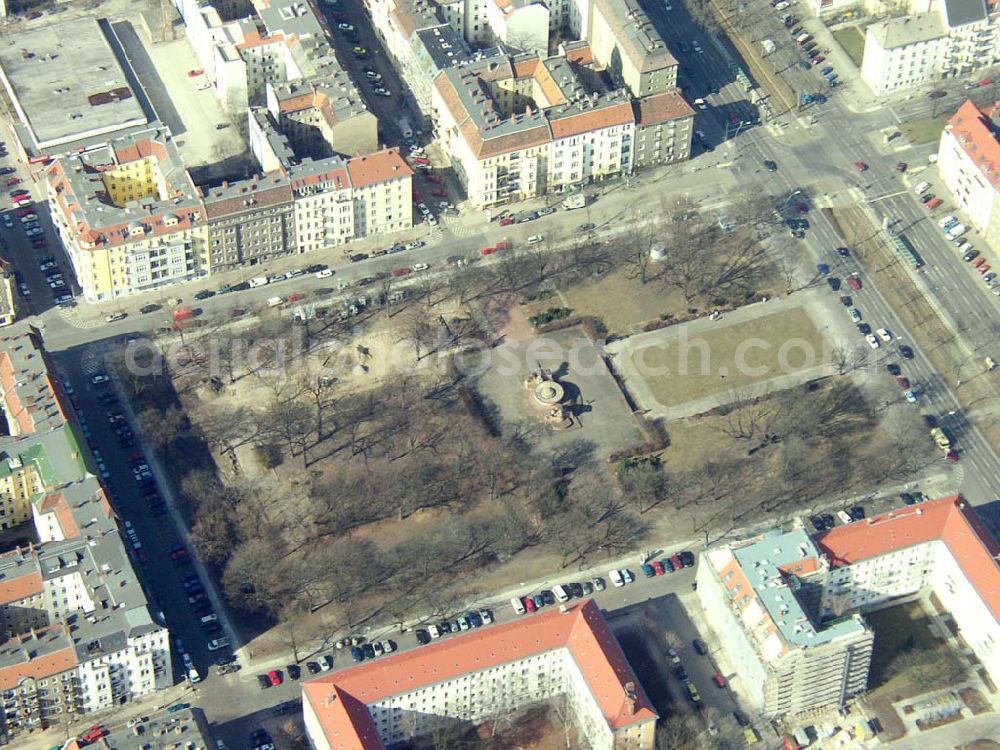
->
left=698, top=495, right=1000, bottom=719
left=303, top=600, right=657, bottom=749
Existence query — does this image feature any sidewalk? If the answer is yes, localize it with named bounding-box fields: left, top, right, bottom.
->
left=233, top=469, right=955, bottom=679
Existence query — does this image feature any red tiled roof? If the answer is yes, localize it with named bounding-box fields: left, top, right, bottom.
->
left=346, top=149, right=413, bottom=189
left=550, top=101, right=634, bottom=139
left=38, top=493, right=80, bottom=539
left=946, top=100, right=1000, bottom=188
left=303, top=600, right=656, bottom=750
left=0, top=568, right=42, bottom=606
left=0, top=632, right=77, bottom=691
left=815, top=495, right=1000, bottom=622
left=634, top=89, right=695, bottom=125
left=565, top=44, right=595, bottom=66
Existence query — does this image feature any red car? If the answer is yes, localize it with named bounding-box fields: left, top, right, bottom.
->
left=972, top=256, right=986, bottom=269
left=979, top=264, right=992, bottom=275
left=26, top=10, right=42, bottom=20
left=895, top=162, right=908, bottom=172
left=499, top=215, right=515, bottom=226
left=846, top=273, right=862, bottom=291
left=522, top=596, right=536, bottom=612
left=811, top=55, right=825, bottom=65
left=425, top=173, right=443, bottom=184
left=481, top=246, right=496, bottom=256
left=32, top=238, right=46, bottom=248
left=80, top=725, right=106, bottom=744
left=854, top=161, right=868, bottom=172
left=946, top=449, right=959, bottom=462
left=391, top=267, right=411, bottom=276
left=187, top=69, right=204, bottom=77
left=15, top=207, right=33, bottom=217
left=651, top=560, right=665, bottom=575
left=670, top=553, right=683, bottom=571
left=495, top=240, right=512, bottom=251
left=411, top=156, right=430, bottom=166
left=5, top=177, right=20, bottom=187
left=268, top=670, right=282, bottom=686
left=925, top=197, right=943, bottom=210
left=712, top=673, right=727, bottom=688
left=287, top=292, right=305, bottom=302
left=431, top=188, right=447, bottom=197
left=896, top=376, right=910, bottom=389
left=728, top=112, right=739, bottom=125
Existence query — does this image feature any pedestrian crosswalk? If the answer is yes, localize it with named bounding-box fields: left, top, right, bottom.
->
left=56, top=304, right=101, bottom=330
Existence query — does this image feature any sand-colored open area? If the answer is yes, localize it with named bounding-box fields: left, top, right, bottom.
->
left=608, top=297, right=832, bottom=419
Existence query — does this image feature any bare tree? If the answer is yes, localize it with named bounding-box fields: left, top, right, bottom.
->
left=712, top=386, right=776, bottom=442
left=400, top=305, right=438, bottom=360
left=618, top=458, right=670, bottom=513
left=618, top=216, right=658, bottom=284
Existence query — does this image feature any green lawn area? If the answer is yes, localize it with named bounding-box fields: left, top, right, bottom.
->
left=628, top=306, right=826, bottom=407
left=902, top=115, right=951, bottom=146
left=866, top=601, right=969, bottom=701
left=867, top=602, right=939, bottom=687
left=832, top=26, right=866, bottom=68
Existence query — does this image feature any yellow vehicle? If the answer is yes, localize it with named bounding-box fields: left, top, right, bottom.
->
left=930, top=427, right=951, bottom=451
left=686, top=682, right=701, bottom=703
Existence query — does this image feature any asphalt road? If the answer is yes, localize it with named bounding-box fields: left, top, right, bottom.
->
left=640, top=0, right=1000, bottom=515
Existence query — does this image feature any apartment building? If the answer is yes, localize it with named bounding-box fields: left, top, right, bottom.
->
left=433, top=54, right=691, bottom=207
left=585, top=0, right=678, bottom=97
left=364, top=0, right=688, bottom=200
left=861, top=0, right=1000, bottom=96
left=46, top=128, right=210, bottom=303
left=814, top=496, right=1000, bottom=681
left=97, top=705, right=215, bottom=749
left=699, top=495, right=1000, bottom=718
left=202, top=173, right=297, bottom=272
left=936, top=99, right=1000, bottom=247
left=631, top=89, right=694, bottom=167
left=0, top=331, right=170, bottom=743
left=303, top=600, right=657, bottom=750
left=697, top=529, right=874, bottom=717
left=250, top=108, right=414, bottom=251
left=171, top=0, right=378, bottom=156
left=346, top=150, right=414, bottom=238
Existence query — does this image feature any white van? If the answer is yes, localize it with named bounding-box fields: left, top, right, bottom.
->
left=510, top=597, right=526, bottom=615
left=200, top=614, right=218, bottom=624
left=609, top=569, right=624, bottom=587
left=947, top=223, right=968, bottom=239
left=795, top=33, right=812, bottom=45
left=187, top=667, right=201, bottom=683
left=774, top=1, right=789, bottom=9
left=248, top=276, right=269, bottom=288
left=267, top=296, right=283, bottom=307
left=914, top=181, right=930, bottom=194
left=837, top=510, right=853, bottom=525
left=553, top=584, right=571, bottom=603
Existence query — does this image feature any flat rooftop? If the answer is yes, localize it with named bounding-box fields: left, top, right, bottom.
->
left=731, top=528, right=866, bottom=649
left=0, top=18, right=148, bottom=150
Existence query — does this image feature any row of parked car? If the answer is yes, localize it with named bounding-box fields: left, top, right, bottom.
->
left=417, top=609, right=494, bottom=644
left=641, top=550, right=696, bottom=578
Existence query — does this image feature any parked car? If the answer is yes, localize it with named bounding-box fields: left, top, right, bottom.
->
left=693, top=638, right=709, bottom=655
